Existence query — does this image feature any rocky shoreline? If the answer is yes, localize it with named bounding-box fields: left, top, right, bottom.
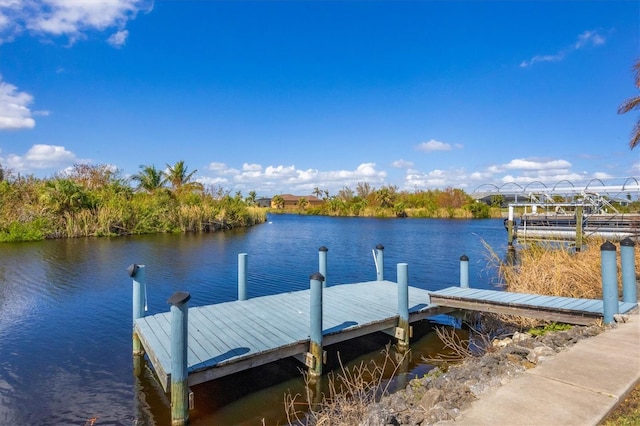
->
left=360, top=322, right=606, bottom=426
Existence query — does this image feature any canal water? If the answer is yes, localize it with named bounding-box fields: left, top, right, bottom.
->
left=0, top=214, right=508, bottom=425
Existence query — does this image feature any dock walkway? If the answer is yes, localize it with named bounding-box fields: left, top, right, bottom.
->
left=134, top=282, right=637, bottom=393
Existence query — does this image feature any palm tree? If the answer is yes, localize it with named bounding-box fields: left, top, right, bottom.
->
left=164, top=161, right=203, bottom=192
left=618, top=59, right=640, bottom=149
left=131, top=165, right=165, bottom=193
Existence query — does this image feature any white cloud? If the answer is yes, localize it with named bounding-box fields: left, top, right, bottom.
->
left=575, top=30, right=605, bottom=49
left=0, top=144, right=80, bottom=172
left=107, top=29, right=128, bottom=47
left=520, top=29, right=605, bottom=68
left=392, top=159, right=413, bottom=168
left=416, top=139, right=453, bottom=152
left=0, top=77, right=37, bottom=130
left=489, top=158, right=572, bottom=173
left=0, top=0, right=152, bottom=45
left=199, top=162, right=387, bottom=196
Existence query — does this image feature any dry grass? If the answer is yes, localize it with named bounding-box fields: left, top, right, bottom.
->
left=485, top=238, right=640, bottom=329
left=285, top=346, right=406, bottom=425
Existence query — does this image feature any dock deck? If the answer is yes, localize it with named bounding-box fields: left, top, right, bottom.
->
left=135, top=280, right=450, bottom=391
left=430, top=287, right=638, bottom=325
left=135, top=282, right=638, bottom=392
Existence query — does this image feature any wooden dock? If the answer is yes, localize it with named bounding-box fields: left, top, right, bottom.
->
left=430, top=287, right=638, bottom=326
left=134, top=281, right=638, bottom=393
left=134, top=280, right=451, bottom=392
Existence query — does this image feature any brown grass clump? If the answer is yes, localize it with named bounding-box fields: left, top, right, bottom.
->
left=492, top=238, right=640, bottom=299
left=285, top=346, right=406, bottom=425
left=486, top=238, right=640, bottom=329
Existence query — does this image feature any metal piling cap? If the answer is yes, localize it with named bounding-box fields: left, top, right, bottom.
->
left=168, top=291, right=191, bottom=306
left=310, top=272, right=325, bottom=282
left=376, top=244, right=385, bottom=250
left=620, top=238, right=636, bottom=247
left=601, top=241, right=617, bottom=251
left=127, top=263, right=140, bottom=277
left=460, top=254, right=469, bottom=261
left=319, top=246, right=328, bottom=252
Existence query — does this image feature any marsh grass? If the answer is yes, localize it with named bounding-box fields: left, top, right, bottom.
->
left=285, top=346, right=406, bottom=425
left=485, top=237, right=640, bottom=328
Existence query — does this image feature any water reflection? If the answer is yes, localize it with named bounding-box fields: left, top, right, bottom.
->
left=0, top=215, right=506, bottom=425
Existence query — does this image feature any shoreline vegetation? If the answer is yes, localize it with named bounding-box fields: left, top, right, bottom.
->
left=2, top=162, right=638, bottom=243
left=0, top=162, right=508, bottom=243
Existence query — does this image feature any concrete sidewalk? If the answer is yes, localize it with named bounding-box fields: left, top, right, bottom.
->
left=439, top=312, right=640, bottom=426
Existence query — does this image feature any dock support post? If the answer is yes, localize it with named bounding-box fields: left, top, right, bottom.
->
left=168, top=291, right=191, bottom=426
left=600, top=241, right=619, bottom=325
left=128, top=264, right=146, bottom=357
left=375, top=244, right=385, bottom=281
left=620, top=238, right=637, bottom=304
left=238, top=253, right=248, bottom=301
left=309, top=273, right=325, bottom=379
left=459, top=255, right=469, bottom=288
left=319, top=246, right=328, bottom=288
left=507, top=206, right=515, bottom=248
left=397, top=263, right=410, bottom=352
left=575, top=206, right=584, bottom=252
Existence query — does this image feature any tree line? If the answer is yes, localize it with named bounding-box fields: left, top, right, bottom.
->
left=0, top=162, right=266, bottom=242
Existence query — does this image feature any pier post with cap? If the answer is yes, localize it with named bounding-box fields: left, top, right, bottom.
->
left=459, top=255, right=469, bottom=288
left=375, top=244, right=385, bottom=281
left=507, top=206, right=515, bottom=249
left=620, top=238, right=637, bottom=304
left=238, top=253, right=248, bottom=301
left=308, top=272, right=325, bottom=379
left=319, top=246, right=328, bottom=288
left=575, top=206, right=584, bottom=252
left=168, top=291, right=191, bottom=426
left=128, top=264, right=146, bottom=357
left=600, top=241, right=619, bottom=325
left=397, top=263, right=410, bottom=352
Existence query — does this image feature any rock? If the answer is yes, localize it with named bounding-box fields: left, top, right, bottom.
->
left=419, top=388, right=443, bottom=410
left=355, top=323, right=604, bottom=425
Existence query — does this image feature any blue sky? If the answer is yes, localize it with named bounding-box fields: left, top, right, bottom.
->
left=1, top=0, right=639, bottom=197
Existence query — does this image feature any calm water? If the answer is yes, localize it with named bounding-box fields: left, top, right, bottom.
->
left=0, top=214, right=507, bottom=425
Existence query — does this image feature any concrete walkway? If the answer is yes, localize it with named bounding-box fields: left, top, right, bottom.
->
left=440, top=312, right=640, bottom=426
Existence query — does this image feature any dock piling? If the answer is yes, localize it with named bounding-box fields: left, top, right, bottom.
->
left=507, top=206, right=515, bottom=250
left=459, top=255, right=469, bottom=288
left=319, top=246, right=328, bottom=288
left=309, top=272, right=325, bottom=379
left=620, top=238, right=637, bottom=304
left=168, top=291, right=191, bottom=426
left=128, top=263, right=146, bottom=356
left=600, top=241, right=619, bottom=324
left=375, top=244, right=385, bottom=281
left=397, top=263, right=410, bottom=351
left=238, top=253, right=248, bottom=301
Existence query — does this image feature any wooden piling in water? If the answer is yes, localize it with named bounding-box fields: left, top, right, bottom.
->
left=319, top=246, right=328, bottom=288
left=375, top=244, right=385, bottom=281
left=396, top=263, right=410, bottom=351
left=168, top=291, right=191, bottom=426
left=308, top=272, right=325, bottom=379
left=459, top=255, right=469, bottom=288
left=238, top=253, right=248, bottom=301
left=128, top=263, right=146, bottom=357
